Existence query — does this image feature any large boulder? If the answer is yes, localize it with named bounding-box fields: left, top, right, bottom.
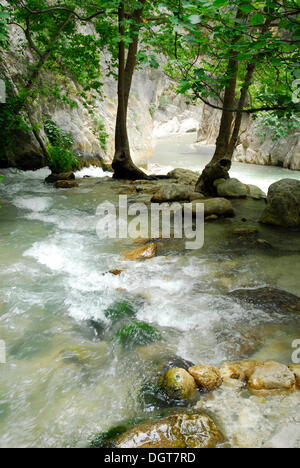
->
left=214, top=178, right=248, bottom=198
left=167, top=168, right=199, bottom=186
left=45, top=172, right=75, bottom=184
left=260, top=179, right=300, bottom=227
left=105, top=412, right=223, bottom=448
left=214, top=178, right=266, bottom=200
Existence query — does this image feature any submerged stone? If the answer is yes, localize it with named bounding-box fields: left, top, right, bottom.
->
left=229, top=287, right=300, bottom=315
left=54, top=180, right=79, bottom=189
left=104, top=300, right=136, bottom=323
left=115, top=320, right=161, bottom=348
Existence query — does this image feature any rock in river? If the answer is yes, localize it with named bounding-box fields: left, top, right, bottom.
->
left=247, top=361, right=296, bottom=395
left=188, top=365, right=222, bottom=391
left=229, top=287, right=300, bottom=315
left=260, top=178, right=300, bottom=227
left=161, top=368, right=198, bottom=400
left=100, top=412, right=223, bottom=448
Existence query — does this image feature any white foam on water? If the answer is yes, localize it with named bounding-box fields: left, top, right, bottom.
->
left=13, top=196, right=53, bottom=212
left=75, top=166, right=113, bottom=178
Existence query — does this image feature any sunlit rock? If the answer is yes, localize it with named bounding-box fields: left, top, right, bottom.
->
left=98, top=412, right=223, bottom=448
left=121, top=243, right=157, bottom=261
left=161, top=368, right=198, bottom=400
left=54, top=180, right=79, bottom=189
left=188, top=365, right=222, bottom=391
left=248, top=361, right=296, bottom=395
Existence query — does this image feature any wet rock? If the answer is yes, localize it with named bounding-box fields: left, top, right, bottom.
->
left=247, top=361, right=296, bottom=395
left=151, top=185, right=193, bottom=202
left=214, top=178, right=248, bottom=198
left=54, top=180, right=79, bottom=189
left=115, top=320, right=161, bottom=349
left=108, top=269, right=125, bottom=276
left=167, top=168, right=199, bottom=186
left=45, top=172, right=75, bottom=183
left=161, top=368, right=198, bottom=400
left=121, top=243, right=157, bottom=261
left=205, top=214, right=219, bottom=222
left=229, top=287, right=300, bottom=315
left=104, top=412, right=222, bottom=448
left=219, top=360, right=259, bottom=386
left=260, top=178, right=300, bottom=227
left=188, top=365, right=222, bottom=391
left=288, top=364, right=300, bottom=388
left=247, top=184, right=267, bottom=200
left=188, top=198, right=234, bottom=218
left=232, top=227, right=259, bottom=237
left=189, top=192, right=205, bottom=201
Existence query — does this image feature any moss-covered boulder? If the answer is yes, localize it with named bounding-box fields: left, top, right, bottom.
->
left=115, top=320, right=161, bottom=349
left=104, top=300, right=136, bottom=323
left=93, top=412, right=223, bottom=448
left=161, top=368, right=198, bottom=400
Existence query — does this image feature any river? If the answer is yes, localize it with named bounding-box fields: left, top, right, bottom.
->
left=0, top=134, right=300, bottom=448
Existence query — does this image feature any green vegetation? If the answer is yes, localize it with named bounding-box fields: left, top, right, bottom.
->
left=44, top=120, right=79, bottom=173
left=115, top=320, right=161, bottom=349
left=255, top=113, right=300, bottom=144
left=104, top=300, right=136, bottom=323
left=89, top=417, right=146, bottom=448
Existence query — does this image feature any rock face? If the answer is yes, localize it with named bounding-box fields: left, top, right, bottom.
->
left=197, top=110, right=300, bottom=171
left=110, top=413, right=223, bottom=449
left=188, top=365, right=222, bottom=391
left=161, top=368, right=198, bottom=400
left=260, top=179, right=300, bottom=227
left=247, top=361, right=296, bottom=395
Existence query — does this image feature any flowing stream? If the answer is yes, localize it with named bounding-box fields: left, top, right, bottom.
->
left=0, top=134, right=300, bottom=448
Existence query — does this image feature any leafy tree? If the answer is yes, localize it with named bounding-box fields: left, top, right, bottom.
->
left=161, top=0, right=300, bottom=194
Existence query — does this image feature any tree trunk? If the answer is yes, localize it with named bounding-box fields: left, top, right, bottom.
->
left=112, top=1, right=152, bottom=180
left=195, top=56, right=239, bottom=195
left=195, top=8, right=247, bottom=195
left=227, top=62, right=256, bottom=158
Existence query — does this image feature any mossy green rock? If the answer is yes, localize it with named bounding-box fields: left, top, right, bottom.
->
left=162, top=368, right=198, bottom=400
left=116, top=320, right=161, bottom=348
left=104, top=300, right=136, bottom=323
left=101, top=412, right=222, bottom=448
